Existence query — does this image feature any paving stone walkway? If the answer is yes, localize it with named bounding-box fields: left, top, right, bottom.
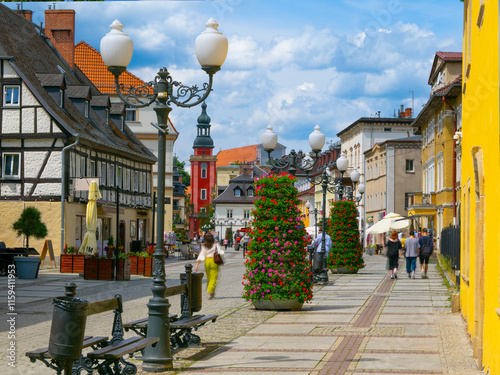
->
left=0, top=250, right=483, bottom=375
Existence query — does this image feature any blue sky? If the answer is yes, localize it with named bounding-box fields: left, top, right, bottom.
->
left=8, top=1, right=463, bottom=165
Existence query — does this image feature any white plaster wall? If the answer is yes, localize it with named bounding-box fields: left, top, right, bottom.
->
left=1, top=139, right=21, bottom=148
left=22, top=108, right=35, bottom=133
left=3, top=61, right=18, bottom=78
left=24, top=183, right=33, bottom=196
left=33, top=183, right=61, bottom=196
left=41, top=152, right=62, bottom=179
left=24, top=152, right=47, bottom=178
left=2, top=110, right=20, bottom=133
left=24, top=139, right=58, bottom=148
left=1, top=183, right=21, bottom=196
left=37, top=109, right=51, bottom=133
left=21, top=83, right=38, bottom=106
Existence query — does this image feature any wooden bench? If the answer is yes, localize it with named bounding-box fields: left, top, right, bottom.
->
left=26, top=287, right=158, bottom=375
left=123, top=264, right=217, bottom=352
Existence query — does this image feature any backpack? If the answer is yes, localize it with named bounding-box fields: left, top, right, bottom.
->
left=421, top=237, right=432, bottom=257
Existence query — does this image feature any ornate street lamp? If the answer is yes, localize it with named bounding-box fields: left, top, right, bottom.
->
left=100, top=18, right=228, bottom=372
left=305, top=200, right=319, bottom=238
left=261, top=124, right=325, bottom=176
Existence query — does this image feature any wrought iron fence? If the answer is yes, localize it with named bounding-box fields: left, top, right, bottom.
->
left=440, top=225, right=460, bottom=271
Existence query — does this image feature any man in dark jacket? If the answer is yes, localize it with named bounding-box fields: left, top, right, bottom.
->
left=418, top=228, right=434, bottom=279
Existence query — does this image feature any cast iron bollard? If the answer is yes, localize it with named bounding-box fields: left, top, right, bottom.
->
left=48, top=295, right=89, bottom=361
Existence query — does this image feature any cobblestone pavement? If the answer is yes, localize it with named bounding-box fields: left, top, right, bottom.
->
left=0, top=249, right=483, bottom=375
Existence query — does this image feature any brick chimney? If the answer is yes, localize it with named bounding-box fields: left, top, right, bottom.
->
left=44, top=9, right=76, bottom=69
left=14, top=5, right=33, bottom=21
left=240, top=163, right=253, bottom=176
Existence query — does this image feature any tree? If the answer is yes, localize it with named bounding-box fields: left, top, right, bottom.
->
left=243, top=173, right=313, bottom=304
left=176, top=159, right=190, bottom=188
left=326, top=200, right=365, bottom=272
left=12, top=207, right=48, bottom=250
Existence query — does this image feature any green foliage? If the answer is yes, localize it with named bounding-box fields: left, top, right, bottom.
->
left=107, top=235, right=114, bottom=247
left=66, top=246, right=77, bottom=255
left=327, top=200, right=365, bottom=271
left=177, top=159, right=190, bottom=187
left=225, top=228, right=233, bottom=241
left=12, top=207, right=48, bottom=249
left=243, top=173, right=313, bottom=304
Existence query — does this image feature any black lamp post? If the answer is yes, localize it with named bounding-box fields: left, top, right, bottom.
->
left=100, top=18, right=228, bottom=372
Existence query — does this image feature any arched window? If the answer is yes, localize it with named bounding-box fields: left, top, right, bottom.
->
left=201, top=162, right=207, bottom=178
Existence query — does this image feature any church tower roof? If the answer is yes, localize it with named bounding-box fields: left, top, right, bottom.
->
left=193, top=102, right=214, bottom=149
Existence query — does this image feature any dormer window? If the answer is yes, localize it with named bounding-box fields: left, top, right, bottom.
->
left=3, top=86, right=19, bottom=106
left=247, top=188, right=254, bottom=197
left=84, top=100, right=89, bottom=118
left=125, top=106, right=136, bottom=121
left=234, top=189, right=241, bottom=197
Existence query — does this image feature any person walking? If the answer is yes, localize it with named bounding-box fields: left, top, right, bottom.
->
left=223, top=238, right=228, bottom=250
left=194, top=233, right=224, bottom=299
left=242, top=233, right=250, bottom=257
left=418, top=228, right=434, bottom=278
left=404, top=232, right=419, bottom=279
left=386, top=231, right=402, bottom=279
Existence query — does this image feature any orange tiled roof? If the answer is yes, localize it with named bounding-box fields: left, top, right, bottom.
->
left=217, top=145, right=258, bottom=167
left=75, top=41, right=152, bottom=95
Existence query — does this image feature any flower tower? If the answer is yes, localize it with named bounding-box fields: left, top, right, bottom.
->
left=243, top=173, right=313, bottom=310
left=327, top=200, right=365, bottom=272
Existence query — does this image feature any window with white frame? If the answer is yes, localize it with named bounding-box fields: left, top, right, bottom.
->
left=125, top=106, right=136, bottom=121
left=234, top=188, right=241, bottom=197
left=247, top=188, right=254, bottom=197
left=201, top=163, right=207, bottom=178
left=226, top=209, right=233, bottom=219
left=134, top=171, right=139, bottom=192
left=3, top=85, right=20, bottom=106
left=90, top=160, right=96, bottom=177
left=200, top=189, right=207, bottom=200
left=101, top=163, right=107, bottom=185
left=437, top=111, right=443, bottom=134
left=80, top=156, right=86, bottom=177
left=109, top=164, right=115, bottom=186
left=2, top=153, right=20, bottom=178
left=244, top=209, right=250, bottom=219
left=117, top=166, right=123, bottom=188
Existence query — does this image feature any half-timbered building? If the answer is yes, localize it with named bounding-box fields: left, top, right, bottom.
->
left=0, top=5, right=157, bottom=257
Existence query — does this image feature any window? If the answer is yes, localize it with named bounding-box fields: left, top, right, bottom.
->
left=134, top=171, right=139, bottom=191
left=244, top=209, right=250, bottom=219
left=117, top=166, right=123, bottom=188
left=227, top=209, right=233, bottom=219
left=60, top=89, right=65, bottom=107
left=125, top=106, right=136, bottom=121
left=85, top=100, right=89, bottom=118
left=90, top=160, right=96, bottom=177
left=80, top=157, right=86, bottom=177
left=201, top=162, right=207, bottom=179
left=405, top=159, right=414, bottom=173
left=3, top=85, right=19, bottom=106
left=106, top=108, right=110, bottom=125
left=234, top=189, right=241, bottom=197
left=247, top=189, right=254, bottom=197
left=384, top=128, right=392, bottom=132
left=2, top=153, right=20, bottom=178
left=201, top=189, right=207, bottom=200
left=404, top=193, right=411, bottom=210
left=100, top=163, right=107, bottom=185
left=109, top=164, right=115, bottom=186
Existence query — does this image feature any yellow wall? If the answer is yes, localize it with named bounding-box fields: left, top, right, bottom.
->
left=461, top=0, right=500, bottom=372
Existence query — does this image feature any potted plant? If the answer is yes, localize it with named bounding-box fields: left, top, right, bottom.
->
left=116, top=253, right=131, bottom=280
left=60, top=245, right=85, bottom=273
left=242, top=173, right=313, bottom=310
left=84, top=254, right=114, bottom=280
left=327, top=200, right=365, bottom=274
left=12, top=207, right=47, bottom=279
left=126, top=251, right=140, bottom=275
left=139, top=251, right=153, bottom=277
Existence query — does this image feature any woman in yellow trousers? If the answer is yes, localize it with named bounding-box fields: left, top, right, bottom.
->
left=195, top=233, right=224, bottom=299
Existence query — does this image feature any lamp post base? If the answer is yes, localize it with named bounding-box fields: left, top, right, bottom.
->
left=316, top=269, right=329, bottom=284
left=141, top=296, right=173, bottom=372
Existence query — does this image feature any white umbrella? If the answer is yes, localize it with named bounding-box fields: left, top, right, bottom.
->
left=79, top=181, right=101, bottom=255
left=305, top=226, right=317, bottom=237
left=365, top=212, right=410, bottom=234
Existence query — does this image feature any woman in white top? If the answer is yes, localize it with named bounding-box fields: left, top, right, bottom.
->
left=194, top=233, right=224, bottom=299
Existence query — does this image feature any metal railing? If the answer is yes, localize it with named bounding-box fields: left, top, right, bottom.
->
left=440, top=225, right=460, bottom=272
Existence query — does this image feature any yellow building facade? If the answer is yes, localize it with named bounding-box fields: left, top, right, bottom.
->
left=460, top=0, right=500, bottom=372
left=408, top=52, right=462, bottom=249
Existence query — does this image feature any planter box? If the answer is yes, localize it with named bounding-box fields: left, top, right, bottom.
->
left=143, top=257, right=153, bottom=277
left=60, top=254, right=85, bottom=273
left=84, top=259, right=114, bottom=280
left=128, top=256, right=140, bottom=275
left=116, top=259, right=131, bottom=281
left=253, top=299, right=303, bottom=311
left=330, top=267, right=358, bottom=274
left=14, top=256, right=41, bottom=279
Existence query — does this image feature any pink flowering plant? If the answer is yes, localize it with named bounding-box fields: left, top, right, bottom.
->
left=326, top=200, right=365, bottom=272
left=242, top=173, right=313, bottom=304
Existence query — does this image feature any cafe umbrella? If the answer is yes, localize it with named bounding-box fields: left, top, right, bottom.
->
left=79, top=181, right=101, bottom=255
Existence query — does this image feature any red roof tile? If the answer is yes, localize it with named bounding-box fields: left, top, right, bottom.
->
left=216, top=145, right=259, bottom=167
left=75, top=41, right=152, bottom=95
left=435, top=51, right=463, bottom=61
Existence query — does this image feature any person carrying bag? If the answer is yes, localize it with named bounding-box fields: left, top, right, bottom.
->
left=195, top=233, right=224, bottom=299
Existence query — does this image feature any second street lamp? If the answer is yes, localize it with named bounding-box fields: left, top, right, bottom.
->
left=100, top=18, right=228, bottom=372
